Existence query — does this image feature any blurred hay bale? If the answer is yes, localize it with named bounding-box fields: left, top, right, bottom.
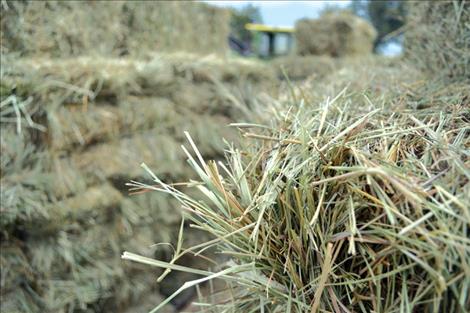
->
left=271, top=55, right=336, bottom=80
left=0, top=52, right=277, bottom=312
left=1, top=1, right=230, bottom=57
left=404, top=1, right=470, bottom=81
left=71, top=131, right=188, bottom=184
left=295, top=12, right=377, bottom=57
left=48, top=96, right=177, bottom=151
left=45, top=184, right=121, bottom=228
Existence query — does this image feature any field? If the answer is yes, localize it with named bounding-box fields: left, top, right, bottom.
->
left=1, top=1, right=469, bottom=313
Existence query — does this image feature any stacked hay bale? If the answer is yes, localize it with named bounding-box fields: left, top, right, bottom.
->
left=1, top=1, right=230, bottom=57
left=271, top=12, right=376, bottom=81
left=294, top=12, right=377, bottom=57
left=0, top=55, right=276, bottom=312
left=404, top=0, right=470, bottom=81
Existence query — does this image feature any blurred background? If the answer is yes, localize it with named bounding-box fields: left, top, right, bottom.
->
left=213, top=0, right=404, bottom=57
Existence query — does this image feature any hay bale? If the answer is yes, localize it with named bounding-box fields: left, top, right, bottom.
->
left=12, top=184, right=121, bottom=236
left=1, top=1, right=230, bottom=57
left=71, top=131, right=188, bottom=184
left=295, top=12, right=377, bottom=57
left=0, top=52, right=277, bottom=312
left=23, top=222, right=167, bottom=311
left=48, top=96, right=177, bottom=151
left=404, top=1, right=470, bottom=82
left=171, top=55, right=276, bottom=84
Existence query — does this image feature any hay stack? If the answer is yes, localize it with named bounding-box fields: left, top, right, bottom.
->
left=295, top=12, right=377, bottom=57
left=404, top=1, right=470, bottom=82
left=1, top=1, right=230, bottom=57
left=0, top=54, right=276, bottom=312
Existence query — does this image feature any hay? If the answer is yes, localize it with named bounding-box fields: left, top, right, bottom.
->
left=1, top=1, right=230, bottom=57
left=39, top=184, right=121, bottom=231
left=295, top=12, right=377, bottom=57
left=404, top=1, right=470, bottom=82
left=71, top=131, right=187, bottom=184
left=271, top=56, right=336, bottom=80
left=0, top=244, right=33, bottom=294
left=48, top=96, right=177, bottom=151
left=123, top=56, right=469, bottom=312
left=1, top=51, right=275, bottom=312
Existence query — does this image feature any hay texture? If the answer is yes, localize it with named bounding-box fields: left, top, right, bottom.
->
left=295, top=12, right=377, bottom=57
left=271, top=55, right=336, bottom=80
left=1, top=1, right=230, bottom=57
left=0, top=54, right=275, bottom=312
left=404, top=1, right=470, bottom=82
left=123, top=56, right=470, bottom=312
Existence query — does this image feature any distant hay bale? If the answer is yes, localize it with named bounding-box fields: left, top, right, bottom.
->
left=1, top=1, right=230, bottom=57
left=295, top=12, right=377, bottom=57
left=404, top=1, right=470, bottom=82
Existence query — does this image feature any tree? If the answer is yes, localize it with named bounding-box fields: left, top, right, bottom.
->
left=229, top=4, right=262, bottom=44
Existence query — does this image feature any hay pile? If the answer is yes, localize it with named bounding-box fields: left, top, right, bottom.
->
left=295, top=12, right=377, bottom=57
left=124, top=55, right=470, bottom=312
left=1, top=1, right=230, bottom=57
left=404, top=1, right=470, bottom=82
left=0, top=54, right=276, bottom=312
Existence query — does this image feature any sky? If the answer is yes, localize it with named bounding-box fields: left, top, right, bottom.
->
left=204, top=1, right=351, bottom=27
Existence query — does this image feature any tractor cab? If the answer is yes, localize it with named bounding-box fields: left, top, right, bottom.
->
left=245, top=23, right=294, bottom=58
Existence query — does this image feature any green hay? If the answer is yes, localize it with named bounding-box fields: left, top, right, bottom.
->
left=0, top=52, right=274, bottom=312
left=5, top=56, right=275, bottom=154
left=123, top=59, right=470, bottom=312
